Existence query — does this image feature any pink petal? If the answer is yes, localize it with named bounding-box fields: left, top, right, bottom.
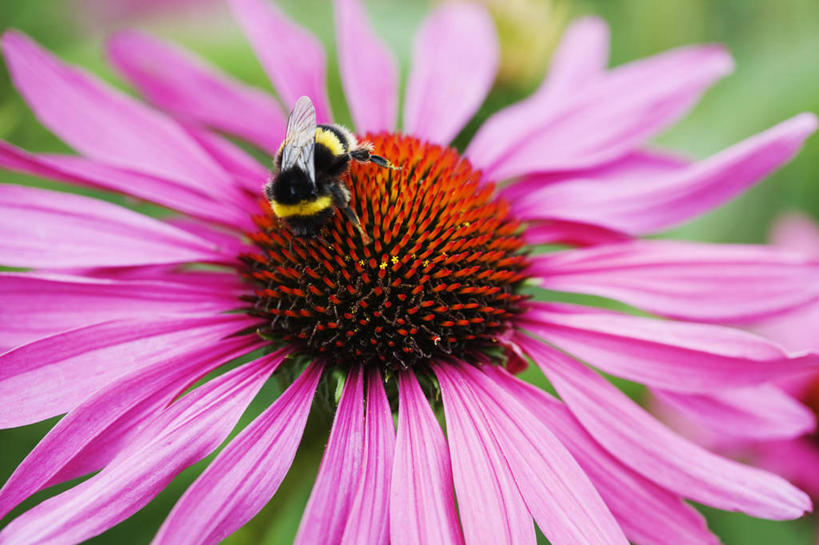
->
left=49, top=154, right=254, bottom=230
left=466, top=17, right=610, bottom=170
left=499, top=150, right=688, bottom=204
left=770, top=212, right=819, bottom=257
left=755, top=302, right=819, bottom=353
left=334, top=0, right=398, bottom=133
left=340, top=369, right=395, bottom=545
left=513, top=115, right=818, bottom=233
left=390, top=371, right=465, bottom=545
left=530, top=240, right=819, bottom=323
left=152, top=362, right=322, bottom=545
left=523, top=220, right=631, bottom=248
left=0, top=314, right=256, bottom=427
left=752, top=439, right=819, bottom=499
left=518, top=335, right=812, bottom=520
left=181, top=126, right=269, bottom=194
left=0, top=272, right=243, bottom=350
left=452, top=363, right=629, bottom=545
left=0, top=141, right=78, bottom=181
left=83, top=267, right=245, bottom=288
left=228, top=0, right=332, bottom=123
left=436, top=365, right=536, bottom=545
left=295, top=367, right=364, bottom=545
left=403, top=4, right=498, bottom=145
left=0, top=185, right=230, bottom=268
left=537, top=16, right=610, bottom=97
left=0, top=350, right=282, bottom=545
left=471, top=45, right=733, bottom=180
left=0, top=141, right=254, bottom=230
left=522, top=302, right=819, bottom=393
left=488, top=366, right=719, bottom=545
left=466, top=17, right=609, bottom=174
left=166, top=217, right=253, bottom=258
left=1, top=31, right=243, bottom=201
left=654, top=385, right=816, bottom=441
left=0, top=335, right=264, bottom=520
left=107, top=30, right=287, bottom=154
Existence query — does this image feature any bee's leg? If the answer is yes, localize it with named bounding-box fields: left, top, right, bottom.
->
left=339, top=204, right=371, bottom=245
left=350, top=148, right=401, bottom=170
left=316, top=233, right=332, bottom=247
left=329, top=182, right=371, bottom=244
left=369, top=154, right=401, bottom=170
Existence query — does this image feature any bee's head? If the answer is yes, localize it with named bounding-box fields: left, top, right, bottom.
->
left=271, top=168, right=316, bottom=205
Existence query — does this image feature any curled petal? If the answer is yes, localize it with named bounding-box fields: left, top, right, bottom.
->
left=499, top=151, right=687, bottom=203
left=752, top=439, right=819, bottom=499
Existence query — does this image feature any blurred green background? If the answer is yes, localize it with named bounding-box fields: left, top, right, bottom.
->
left=1, top=0, right=817, bottom=543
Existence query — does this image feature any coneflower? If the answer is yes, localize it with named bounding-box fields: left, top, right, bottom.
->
left=1, top=1, right=818, bottom=544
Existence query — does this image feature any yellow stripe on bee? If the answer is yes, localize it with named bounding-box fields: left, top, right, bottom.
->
left=271, top=195, right=333, bottom=218
left=315, top=127, right=345, bottom=157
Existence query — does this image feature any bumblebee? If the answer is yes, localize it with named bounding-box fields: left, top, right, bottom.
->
left=265, top=96, right=398, bottom=242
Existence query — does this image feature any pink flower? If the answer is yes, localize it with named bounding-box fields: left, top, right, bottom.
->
left=655, top=213, right=819, bottom=501
left=76, top=0, right=220, bottom=24
left=1, top=1, right=818, bottom=544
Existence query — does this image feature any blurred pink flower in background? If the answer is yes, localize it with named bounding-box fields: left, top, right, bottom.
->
left=651, top=211, right=819, bottom=499
left=750, top=213, right=819, bottom=501
left=77, top=0, right=220, bottom=23
left=692, top=213, right=819, bottom=498
left=0, top=0, right=819, bottom=544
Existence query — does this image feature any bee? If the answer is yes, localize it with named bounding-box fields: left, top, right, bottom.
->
left=265, top=96, right=398, bottom=242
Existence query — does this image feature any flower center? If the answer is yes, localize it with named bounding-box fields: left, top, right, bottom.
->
left=242, top=133, right=530, bottom=369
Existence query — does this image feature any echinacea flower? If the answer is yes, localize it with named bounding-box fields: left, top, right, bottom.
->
left=1, top=1, right=819, bottom=544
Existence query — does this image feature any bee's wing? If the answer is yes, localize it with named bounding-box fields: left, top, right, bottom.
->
left=280, top=96, right=317, bottom=189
